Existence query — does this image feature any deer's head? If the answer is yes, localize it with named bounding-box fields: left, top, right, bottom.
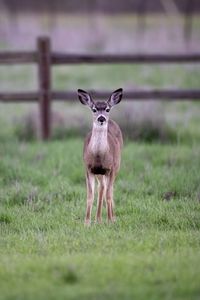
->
left=78, top=88, right=123, bottom=127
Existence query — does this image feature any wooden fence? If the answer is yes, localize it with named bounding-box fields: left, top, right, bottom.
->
left=0, top=36, right=200, bottom=140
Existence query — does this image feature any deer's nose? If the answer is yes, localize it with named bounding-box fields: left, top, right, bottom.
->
left=97, top=115, right=106, bottom=123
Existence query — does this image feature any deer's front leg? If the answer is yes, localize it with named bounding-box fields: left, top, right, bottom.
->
left=85, top=171, right=95, bottom=225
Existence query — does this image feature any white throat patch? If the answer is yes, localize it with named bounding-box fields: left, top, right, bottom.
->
left=89, top=123, right=108, bottom=154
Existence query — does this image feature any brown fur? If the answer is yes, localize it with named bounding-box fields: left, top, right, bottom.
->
left=83, top=119, right=123, bottom=224
left=78, top=88, right=123, bottom=225
left=84, top=120, right=123, bottom=175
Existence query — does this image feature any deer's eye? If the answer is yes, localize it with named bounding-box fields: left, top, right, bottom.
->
left=105, top=108, right=110, bottom=113
left=92, top=107, right=97, bottom=113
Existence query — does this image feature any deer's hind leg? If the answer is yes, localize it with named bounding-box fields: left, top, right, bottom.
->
left=96, top=175, right=106, bottom=223
left=85, top=171, right=95, bottom=225
left=106, top=171, right=116, bottom=222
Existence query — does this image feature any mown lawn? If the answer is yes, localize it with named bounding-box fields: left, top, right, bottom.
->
left=0, top=138, right=200, bottom=300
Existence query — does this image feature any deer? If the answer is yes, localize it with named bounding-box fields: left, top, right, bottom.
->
left=77, top=88, right=123, bottom=225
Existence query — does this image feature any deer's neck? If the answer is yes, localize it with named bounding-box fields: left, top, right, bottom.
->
left=89, top=124, right=108, bottom=155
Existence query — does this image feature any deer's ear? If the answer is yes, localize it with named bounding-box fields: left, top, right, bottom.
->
left=108, top=88, right=123, bottom=107
left=78, top=89, right=93, bottom=107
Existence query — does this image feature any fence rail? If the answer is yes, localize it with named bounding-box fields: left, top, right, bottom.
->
left=1, top=89, right=200, bottom=103
left=51, top=53, right=200, bottom=64
left=1, top=52, right=200, bottom=65
left=0, top=36, right=200, bottom=140
left=0, top=52, right=37, bottom=64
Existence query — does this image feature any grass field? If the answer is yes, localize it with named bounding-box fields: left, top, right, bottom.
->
left=0, top=140, right=200, bottom=300
left=0, top=62, right=200, bottom=299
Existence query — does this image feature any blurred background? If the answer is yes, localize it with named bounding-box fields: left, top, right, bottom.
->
left=1, top=0, right=200, bottom=52
left=0, top=0, right=200, bottom=143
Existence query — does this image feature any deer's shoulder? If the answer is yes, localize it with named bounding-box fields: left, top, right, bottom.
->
left=108, top=119, right=123, bottom=149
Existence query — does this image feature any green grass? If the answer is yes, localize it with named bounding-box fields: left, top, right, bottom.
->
left=0, top=60, right=200, bottom=299
left=0, top=64, right=200, bottom=92
left=0, top=139, right=200, bottom=300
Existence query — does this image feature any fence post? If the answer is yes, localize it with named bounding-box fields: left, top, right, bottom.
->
left=184, top=0, right=194, bottom=45
left=37, top=36, right=51, bottom=140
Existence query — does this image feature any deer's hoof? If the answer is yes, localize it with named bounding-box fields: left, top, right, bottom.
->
left=107, top=217, right=116, bottom=224
left=95, top=218, right=102, bottom=224
left=112, top=216, right=116, bottom=223
left=84, top=220, right=91, bottom=227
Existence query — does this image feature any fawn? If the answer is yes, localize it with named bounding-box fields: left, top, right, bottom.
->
left=78, top=88, right=123, bottom=225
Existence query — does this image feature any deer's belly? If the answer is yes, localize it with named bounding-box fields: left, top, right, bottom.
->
left=86, top=154, right=112, bottom=175
left=90, top=166, right=109, bottom=175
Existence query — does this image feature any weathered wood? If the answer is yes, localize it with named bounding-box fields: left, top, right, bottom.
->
left=0, top=92, right=38, bottom=102
left=1, top=89, right=200, bottom=103
left=52, top=89, right=200, bottom=101
left=184, top=0, right=194, bottom=42
left=0, top=52, right=200, bottom=65
left=51, top=53, right=200, bottom=65
left=0, top=52, right=37, bottom=64
left=38, top=37, right=51, bottom=140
